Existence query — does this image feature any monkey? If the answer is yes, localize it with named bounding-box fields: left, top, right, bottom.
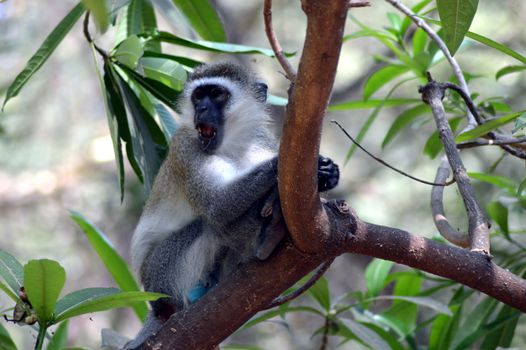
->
left=126, top=62, right=339, bottom=348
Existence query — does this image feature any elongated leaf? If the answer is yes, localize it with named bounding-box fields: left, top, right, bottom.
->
left=429, top=304, right=462, bottom=350
left=55, top=288, right=119, bottom=316
left=0, top=250, right=24, bottom=294
left=330, top=98, right=419, bottom=111
left=401, top=0, right=433, bottom=35
left=307, top=277, right=331, bottom=312
left=127, top=0, right=160, bottom=52
left=456, top=110, right=526, bottom=142
left=113, top=35, right=144, bottom=69
left=375, top=296, right=451, bottom=315
left=141, top=57, right=187, bottom=91
left=339, top=318, right=391, bottom=350
left=47, top=320, right=69, bottom=350
left=81, top=0, right=109, bottom=32
left=115, top=71, right=166, bottom=194
left=365, top=259, right=393, bottom=297
left=156, top=103, right=178, bottom=138
left=0, top=280, right=19, bottom=302
left=242, top=306, right=323, bottom=330
left=69, top=211, right=147, bottom=321
left=382, top=104, right=430, bottom=148
left=143, top=51, right=202, bottom=68
left=496, top=65, right=526, bottom=80
left=0, top=321, right=17, bottom=350
left=423, top=17, right=526, bottom=65
left=155, top=31, right=292, bottom=57
left=267, top=94, right=288, bottom=107
left=453, top=298, right=498, bottom=349
left=54, top=291, right=165, bottom=323
left=24, top=259, right=66, bottom=324
left=437, top=0, right=478, bottom=55
left=468, top=172, right=516, bottom=192
left=363, top=65, right=409, bottom=100
left=100, top=62, right=126, bottom=201
left=172, top=0, right=226, bottom=42
left=486, top=201, right=509, bottom=237
left=2, top=3, right=86, bottom=110
left=466, top=31, right=526, bottom=65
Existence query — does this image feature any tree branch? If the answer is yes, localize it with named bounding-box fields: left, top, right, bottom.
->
left=138, top=202, right=526, bottom=349
left=431, top=158, right=469, bottom=247
left=263, top=0, right=297, bottom=82
left=419, top=78, right=491, bottom=253
left=278, top=0, right=349, bottom=253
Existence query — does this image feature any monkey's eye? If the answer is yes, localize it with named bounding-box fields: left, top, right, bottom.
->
left=192, top=88, right=206, bottom=101
left=210, top=86, right=229, bottom=101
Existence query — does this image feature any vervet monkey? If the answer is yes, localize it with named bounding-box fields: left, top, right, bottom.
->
left=127, top=62, right=339, bottom=347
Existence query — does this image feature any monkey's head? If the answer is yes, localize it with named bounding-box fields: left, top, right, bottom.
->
left=181, top=62, right=270, bottom=153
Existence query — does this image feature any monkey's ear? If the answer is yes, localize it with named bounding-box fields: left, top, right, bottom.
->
left=254, top=82, right=268, bottom=102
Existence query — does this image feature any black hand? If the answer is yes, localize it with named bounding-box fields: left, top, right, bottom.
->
left=318, top=155, right=339, bottom=192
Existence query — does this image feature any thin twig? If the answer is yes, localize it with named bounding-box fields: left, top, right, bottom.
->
left=419, top=77, right=490, bottom=254
left=263, top=0, right=297, bottom=82
left=319, top=315, right=330, bottom=350
left=348, top=0, right=371, bottom=8
left=385, top=0, right=477, bottom=129
left=458, top=136, right=526, bottom=149
left=431, top=158, right=470, bottom=247
left=264, top=258, right=334, bottom=310
left=83, top=11, right=108, bottom=60
left=332, top=120, right=455, bottom=187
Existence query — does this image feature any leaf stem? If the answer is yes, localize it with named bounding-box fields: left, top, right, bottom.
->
left=34, top=323, right=48, bottom=350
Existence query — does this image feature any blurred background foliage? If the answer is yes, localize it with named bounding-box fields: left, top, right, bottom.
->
left=0, top=0, right=525, bottom=349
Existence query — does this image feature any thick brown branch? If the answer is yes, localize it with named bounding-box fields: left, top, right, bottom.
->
left=263, top=0, right=296, bottom=81
left=138, top=203, right=526, bottom=349
left=278, top=0, right=349, bottom=253
left=431, top=158, right=469, bottom=247
left=420, top=79, right=491, bottom=253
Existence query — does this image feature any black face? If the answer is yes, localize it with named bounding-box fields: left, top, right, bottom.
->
left=191, top=84, right=230, bottom=152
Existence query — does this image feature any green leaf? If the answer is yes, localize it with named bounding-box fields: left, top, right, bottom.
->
left=69, top=211, right=148, bottom=321
left=453, top=298, right=498, bottom=349
left=0, top=321, right=17, bottom=350
left=400, top=0, right=433, bottom=35
left=112, top=35, right=144, bottom=69
left=468, top=172, right=516, bottom=192
left=143, top=51, right=202, bottom=68
left=412, top=28, right=428, bottom=57
left=2, top=3, right=86, bottom=110
left=518, top=177, right=526, bottom=197
left=363, top=65, right=409, bottom=100
left=486, top=201, right=509, bottom=237
left=126, top=0, right=160, bottom=52
left=0, top=280, right=19, bottom=302
left=466, top=31, right=526, bottom=65
left=429, top=304, right=462, bottom=350
left=242, top=306, right=323, bottom=330
left=382, top=104, right=430, bottom=148
left=155, top=31, right=292, bottom=57
left=55, top=288, right=119, bottom=316
left=496, top=65, right=526, bottom=80
left=47, top=320, right=69, bottom=350
left=375, top=296, right=452, bottom=316
left=54, top=291, right=166, bottom=323
left=141, top=57, right=187, bottom=91
left=339, top=318, right=392, bottom=350
left=101, top=62, right=126, bottom=201
left=365, top=259, right=393, bottom=297
left=479, top=306, right=520, bottom=350
left=437, top=0, right=479, bottom=55
left=81, top=0, right=109, bottom=33
left=24, top=259, right=66, bottom=324
left=329, top=98, right=419, bottom=111
left=172, top=0, right=226, bottom=42
left=455, top=110, right=526, bottom=142
left=156, top=104, right=178, bottom=138
left=0, top=250, right=24, bottom=294
left=115, top=70, right=166, bottom=194
left=423, top=17, right=526, bottom=65
left=307, top=277, right=331, bottom=311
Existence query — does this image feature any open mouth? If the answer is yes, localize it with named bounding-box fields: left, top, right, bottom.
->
left=196, top=123, right=216, bottom=140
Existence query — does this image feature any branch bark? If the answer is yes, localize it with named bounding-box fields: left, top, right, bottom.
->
left=278, top=0, right=349, bottom=253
